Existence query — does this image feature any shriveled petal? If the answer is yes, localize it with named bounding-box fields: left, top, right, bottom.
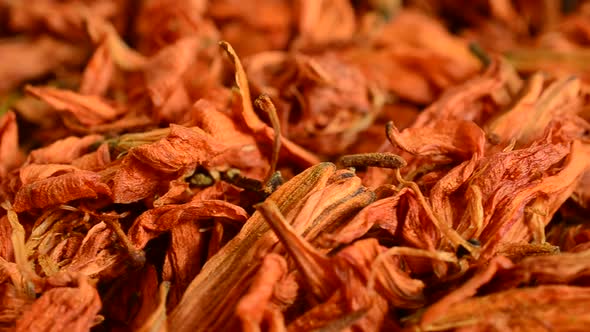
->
left=145, top=37, right=200, bottom=107
left=162, top=222, right=205, bottom=309
left=26, top=134, right=103, bottom=165
left=387, top=120, right=485, bottom=159
left=18, top=164, right=79, bottom=186
left=0, top=112, right=22, bottom=177
left=129, top=199, right=248, bottom=249
left=26, top=86, right=123, bottom=126
left=79, top=41, right=114, bottom=96
left=0, top=37, right=87, bottom=93
left=15, top=274, right=101, bottom=332
left=129, top=124, right=226, bottom=173
left=417, top=285, right=590, bottom=332
left=419, top=256, right=514, bottom=327
left=13, top=170, right=111, bottom=212
left=236, top=253, right=287, bottom=331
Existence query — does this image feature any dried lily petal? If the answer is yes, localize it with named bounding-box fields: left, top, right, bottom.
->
left=258, top=201, right=426, bottom=330
left=79, top=41, right=114, bottom=97
left=109, top=125, right=226, bottom=203
left=490, top=75, right=583, bottom=147
left=488, top=250, right=590, bottom=290
left=8, top=0, right=118, bottom=39
left=13, top=171, right=111, bottom=212
left=1, top=201, right=37, bottom=298
left=15, top=273, right=101, bottom=332
left=85, top=14, right=148, bottom=70
left=136, top=281, right=170, bottom=332
left=386, top=120, right=486, bottom=159
left=25, top=134, right=103, bottom=165
left=128, top=125, right=225, bottom=173
left=18, top=164, right=79, bottom=186
left=1, top=3, right=590, bottom=332
left=129, top=199, right=248, bottom=249
left=418, top=256, right=514, bottom=327
left=0, top=37, right=87, bottom=93
left=71, top=143, right=111, bottom=171
left=64, top=222, right=126, bottom=279
left=236, top=253, right=287, bottom=332
left=415, top=285, right=590, bottom=332
left=256, top=200, right=336, bottom=300
left=321, top=188, right=410, bottom=246
left=190, top=99, right=268, bottom=178
left=162, top=221, right=205, bottom=309
left=0, top=215, right=14, bottom=261
left=26, top=85, right=123, bottom=126
left=134, top=0, right=211, bottom=54
left=144, top=37, right=200, bottom=107
left=0, top=112, right=22, bottom=178
left=295, top=0, right=356, bottom=49
left=479, top=140, right=590, bottom=258
left=287, top=168, right=375, bottom=244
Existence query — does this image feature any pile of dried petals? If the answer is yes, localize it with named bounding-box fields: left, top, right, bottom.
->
left=1, top=1, right=590, bottom=331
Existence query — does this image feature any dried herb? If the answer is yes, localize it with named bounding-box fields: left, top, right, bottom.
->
left=0, top=2, right=590, bottom=331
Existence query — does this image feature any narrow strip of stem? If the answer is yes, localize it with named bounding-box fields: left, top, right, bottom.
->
left=101, top=213, right=145, bottom=267
left=338, top=152, right=406, bottom=169
left=468, top=42, right=491, bottom=68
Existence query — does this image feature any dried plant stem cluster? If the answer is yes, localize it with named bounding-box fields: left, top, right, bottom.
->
left=1, top=1, right=590, bottom=332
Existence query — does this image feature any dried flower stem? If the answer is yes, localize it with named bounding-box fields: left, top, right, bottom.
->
left=468, top=42, right=491, bottom=68
left=338, top=152, right=406, bottom=169
left=100, top=213, right=145, bottom=267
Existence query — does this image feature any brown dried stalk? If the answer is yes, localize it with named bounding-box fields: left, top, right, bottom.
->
left=338, top=152, right=406, bottom=169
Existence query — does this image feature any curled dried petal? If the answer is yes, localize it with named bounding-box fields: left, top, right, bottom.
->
left=236, top=254, right=287, bottom=332
left=13, top=171, right=111, bottom=212
left=26, top=86, right=123, bottom=126
left=0, top=112, right=22, bottom=177
left=129, top=199, right=248, bottom=249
